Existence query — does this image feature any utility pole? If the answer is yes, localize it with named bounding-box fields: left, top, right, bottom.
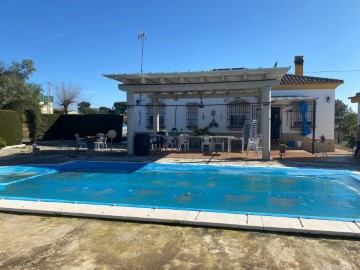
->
left=137, top=31, right=147, bottom=74
left=47, top=82, right=51, bottom=114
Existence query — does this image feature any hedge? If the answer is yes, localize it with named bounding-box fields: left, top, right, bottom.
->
left=42, top=114, right=123, bottom=142
left=0, top=110, right=23, bottom=146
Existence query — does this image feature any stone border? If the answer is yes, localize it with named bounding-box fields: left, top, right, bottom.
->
left=0, top=199, right=358, bottom=238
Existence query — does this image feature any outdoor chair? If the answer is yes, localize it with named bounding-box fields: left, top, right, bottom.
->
left=75, top=134, right=87, bottom=149
left=201, top=135, right=212, bottom=152
left=177, top=134, right=189, bottom=152
left=246, top=120, right=260, bottom=157
left=95, top=133, right=107, bottom=150
left=246, top=136, right=261, bottom=157
left=315, top=136, right=328, bottom=157
left=163, top=136, right=177, bottom=151
left=212, top=137, right=224, bottom=152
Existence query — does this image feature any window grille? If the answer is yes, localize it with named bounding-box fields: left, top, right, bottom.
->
left=186, top=104, right=198, bottom=128
left=227, top=103, right=250, bottom=127
left=291, top=101, right=314, bottom=128
left=146, top=104, right=165, bottom=128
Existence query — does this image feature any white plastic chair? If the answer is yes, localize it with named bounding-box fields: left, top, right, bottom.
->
left=212, top=137, right=224, bottom=152
left=246, top=120, right=261, bottom=157
left=75, top=134, right=87, bottom=149
left=201, top=136, right=212, bottom=152
left=95, top=133, right=107, bottom=150
left=164, top=136, right=177, bottom=150
left=177, top=135, right=188, bottom=152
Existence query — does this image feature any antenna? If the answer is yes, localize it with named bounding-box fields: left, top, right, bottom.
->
left=137, top=30, right=147, bottom=74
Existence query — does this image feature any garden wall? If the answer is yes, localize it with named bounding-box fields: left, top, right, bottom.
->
left=42, top=114, right=123, bottom=142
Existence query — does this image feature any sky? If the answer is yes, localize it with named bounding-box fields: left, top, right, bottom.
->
left=1, top=0, right=360, bottom=112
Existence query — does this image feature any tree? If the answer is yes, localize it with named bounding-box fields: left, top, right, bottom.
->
left=335, top=99, right=357, bottom=143
left=99, top=107, right=111, bottom=114
left=335, top=99, right=350, bottom=127
left=78, top=101, right=91, bottom=114
left=112, top=101, right=127, bottom=115
left=0, top=59, right=43, bottom=140
left=54, top=81, right=81, bottom=114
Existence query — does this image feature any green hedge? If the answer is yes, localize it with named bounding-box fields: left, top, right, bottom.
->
left=0, top=110, right=23, bottom=146
left=42, top=114, right=123, bottom=142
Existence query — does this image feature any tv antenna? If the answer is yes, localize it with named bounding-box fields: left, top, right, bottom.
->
left=137, top=30, right=147, bottom=74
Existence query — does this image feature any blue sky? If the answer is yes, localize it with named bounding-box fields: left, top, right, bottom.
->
left=1, top=0, right=359, bottom=111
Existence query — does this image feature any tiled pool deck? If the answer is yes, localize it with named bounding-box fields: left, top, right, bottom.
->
left=0, top=145, right=359, bottom=238
left=0, top=199, right=359, bottom=238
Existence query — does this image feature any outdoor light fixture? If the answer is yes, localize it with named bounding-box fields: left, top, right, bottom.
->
left=326, top=96, right=331, bottom=103
left=198, top=100, right=204, bottom=108
left=198, top=92, right=204, bottom=108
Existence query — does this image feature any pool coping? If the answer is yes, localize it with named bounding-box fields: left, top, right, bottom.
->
left=0, top=199, right=359, bottom=238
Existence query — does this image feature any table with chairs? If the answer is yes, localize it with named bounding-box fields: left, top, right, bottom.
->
left=148, top=133, right=245, bottom=155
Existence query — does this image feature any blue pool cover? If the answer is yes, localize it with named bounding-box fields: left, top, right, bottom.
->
left=0, top=161, right=359, bottom=222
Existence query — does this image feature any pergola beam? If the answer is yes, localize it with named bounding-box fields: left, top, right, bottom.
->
left=118, top=80, right=280, bottom=92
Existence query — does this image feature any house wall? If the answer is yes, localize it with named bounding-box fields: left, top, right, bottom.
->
left=133, top=95, right=258, bottom=135
left=40, top=102, right=54, bottom=114
left=272, top=88, right=335, bottom=141
left=132, top=88, right=335, bottom=152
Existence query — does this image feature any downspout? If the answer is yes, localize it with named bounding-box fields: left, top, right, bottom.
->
left=311, top=100, right=317, bottom=154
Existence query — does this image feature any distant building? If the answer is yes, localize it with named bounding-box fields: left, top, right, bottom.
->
left=39, top=94, right=54, bottom=114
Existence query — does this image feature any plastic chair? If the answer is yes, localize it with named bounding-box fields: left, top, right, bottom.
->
left=75, top=134, right=87, bottom=149
left=246, top=120, right=260, bottom=157
left=315, top=136, right=328, bottom=157
left=177, top=135, right=188, bottom=152
left=201, top=136, right=212, bottom=152
left=95, top=133, right=107, bottom=150
left=212, top=137, right=224, bottom=152
left=163, top=136, right=177, bottom=150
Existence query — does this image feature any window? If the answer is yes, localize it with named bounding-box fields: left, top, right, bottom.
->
left=186, top=104, right=198, bottom=128
left=146, top=104, right=165, bottom=128
left=291, top=101, right=314, bottom=128
left=227, top=103, right=250, bottom=127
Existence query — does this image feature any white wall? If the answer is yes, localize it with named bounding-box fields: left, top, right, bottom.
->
left=273, top=89, right=335, bottom=140
left=132, top=89, right=335, bottom=140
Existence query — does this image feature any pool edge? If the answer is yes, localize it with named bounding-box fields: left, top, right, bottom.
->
left=0, top=199, right=359, bottom=238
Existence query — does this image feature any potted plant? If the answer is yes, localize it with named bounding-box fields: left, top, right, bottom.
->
left=279, top=143, right=287, bottom=158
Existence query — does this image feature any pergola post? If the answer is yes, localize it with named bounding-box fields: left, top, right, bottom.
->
left=126, top=91, right=135, bottom=155
left=153, top=99, right=160, bottom=134
left=261, top=86, right=271, bottom=160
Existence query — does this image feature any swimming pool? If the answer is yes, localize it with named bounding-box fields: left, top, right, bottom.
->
left=0, top=161, right=359, bottom=222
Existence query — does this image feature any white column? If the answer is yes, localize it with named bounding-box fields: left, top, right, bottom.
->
left=126, top=91, right=135, bottom=155
left=261, top=87, right=271, bottom=160
left=153, top=99, right=160, bottom=134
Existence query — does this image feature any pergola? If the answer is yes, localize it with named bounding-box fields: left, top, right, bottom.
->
left=104, top=67, right=290, bottom=160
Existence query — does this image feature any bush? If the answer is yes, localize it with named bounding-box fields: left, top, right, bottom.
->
left=0, top=137, right=7, bottom=148
left=0, top=110, right=22, bottom=145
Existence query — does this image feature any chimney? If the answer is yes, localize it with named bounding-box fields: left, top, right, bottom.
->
left=294, top=56, right=304, bottom=76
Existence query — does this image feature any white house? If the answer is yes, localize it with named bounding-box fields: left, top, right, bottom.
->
left=104, top=56, right=343, bottom=159
left=39, top=94, right=54, bottom=114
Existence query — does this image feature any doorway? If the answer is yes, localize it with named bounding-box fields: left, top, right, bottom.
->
left=271, top=107, right=281, bottom=141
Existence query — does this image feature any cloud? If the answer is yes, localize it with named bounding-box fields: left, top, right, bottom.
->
left=84, top=91, right=95, bottom=94
left=39, top=33, right=70, bottom=42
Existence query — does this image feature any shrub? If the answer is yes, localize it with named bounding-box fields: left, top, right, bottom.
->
left=0, top=137, right=7, bottom=148
left=0, top=110, right=22, bottom=145
left=42, top=114, right=123, bottom=142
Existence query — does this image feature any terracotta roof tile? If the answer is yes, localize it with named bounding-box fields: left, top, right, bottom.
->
left=280, top=74, right=343, bottom=85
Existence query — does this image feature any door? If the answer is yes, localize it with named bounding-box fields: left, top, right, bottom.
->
left=271, top=107, right=281, bottom=141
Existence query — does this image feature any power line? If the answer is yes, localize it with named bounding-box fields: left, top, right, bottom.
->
left=304, top=70, right=360, bottom=74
